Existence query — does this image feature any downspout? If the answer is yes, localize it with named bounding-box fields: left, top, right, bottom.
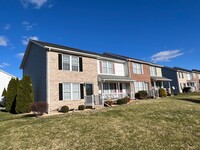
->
left=46, top=49, right=50, bottom=113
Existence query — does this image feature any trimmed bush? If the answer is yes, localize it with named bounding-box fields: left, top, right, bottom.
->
left=16, top=76, right=34, bottom=113
left=32, top=102, right=48, bottom=115
left=117, top=98, right=129, bottom=105
left=135, top=90, right=148, bottom=99
left=60, top=106, right=69, bottom=113
left=78, top=105, right=85, bottom=110
left=159, top=88, right=167, bottom=97
left=124, top=96, right=131, bottom=102
left=6, top=78, right=19, bottom=113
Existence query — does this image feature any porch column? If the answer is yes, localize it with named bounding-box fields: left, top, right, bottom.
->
left=117, top=82, right=120, bottom=98
left=168, top=82, right=171, bottom=94
left=101, top=81, right=104, bottom=99
left=161, top=81, right=164, bottom=88
left=154, top=80, right=156, bottom=90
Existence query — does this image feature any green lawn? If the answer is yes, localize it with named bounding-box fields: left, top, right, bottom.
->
left=0, top=93, right=200, bottom=150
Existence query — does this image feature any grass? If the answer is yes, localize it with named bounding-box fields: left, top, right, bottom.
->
left=0, top=93, right=200, bottom=150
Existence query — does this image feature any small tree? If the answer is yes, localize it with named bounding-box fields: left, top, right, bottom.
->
left=16, top=75, right=34, bottom=113
left=6, top=78, right=19, bottom=113
left=1, top=88, right=7, bottom=97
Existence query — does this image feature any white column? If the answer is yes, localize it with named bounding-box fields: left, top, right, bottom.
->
left=161, top=81, right=164, bottom=88
left=168, top=82, right=171, bottom=93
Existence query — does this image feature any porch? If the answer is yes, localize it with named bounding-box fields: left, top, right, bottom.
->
left=151, top=76, right=172, bottom=94
left=98, top=75, right=135, bottom=100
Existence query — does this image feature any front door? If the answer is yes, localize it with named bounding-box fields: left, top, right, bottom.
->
left=86, top=84, right=93, bottom=96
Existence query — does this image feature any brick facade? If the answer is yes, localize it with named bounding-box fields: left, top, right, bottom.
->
left=48, top=51, right=98, bottom=111
left=129, top=61, right=152, bottom=90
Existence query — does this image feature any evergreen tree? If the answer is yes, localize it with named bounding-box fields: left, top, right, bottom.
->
left=1, top=88, right=7, bottom=97
left=6, top=78, right=19, bottom=113
left=16, top=75, right=34, bottom=113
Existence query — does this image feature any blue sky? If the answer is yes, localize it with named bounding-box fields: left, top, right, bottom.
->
left=0, top=0, right=200, bottom=78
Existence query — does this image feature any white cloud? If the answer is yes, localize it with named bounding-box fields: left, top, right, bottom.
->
left=16, top=53, right=25, bottom=59
left=151, top=50, right=184, bottom=63
left=4, top=24, right=11, bottom=30
left=22, top=36, right=39, bottom=45
left=0, top=63, right=10, bottom=68
left=21, top=0, right=48, bottom=9
left=0, top=36, right=9, bottom=46
left=22, top=21, right=37, bottom=31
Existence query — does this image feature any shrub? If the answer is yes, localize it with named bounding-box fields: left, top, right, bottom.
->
left=182, top=87, right=192, bottom=93
left=135, top=90, right=148, bottom=99
left=32, top=102, right=48, bottom=115
left=104, top=100, right=113, bottom=107
left=124, top=96, right=131, bottom=102
left=78, top=105, right=85, bottom=110
left=159, top=88, right=167, bottom=97
left=16, top=76, right=34, bottom=113
left=60, top=106, right=69, bottom=113
left=6, top=78, right=19, bottom=113
left=117, top=98, right=129, bottom=105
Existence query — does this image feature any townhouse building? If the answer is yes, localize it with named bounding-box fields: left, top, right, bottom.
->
left=192, top=69, right=200, bottom=91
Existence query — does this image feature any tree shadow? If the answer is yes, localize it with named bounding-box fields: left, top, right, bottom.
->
left=178, top=98, right=200, bottom=104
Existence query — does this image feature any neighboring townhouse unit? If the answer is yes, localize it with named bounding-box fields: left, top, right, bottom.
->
left=97, top=56, right=134, bottom=100
left=173, top=67, right=198, bottom=93
left=0, top=70, right=15, bottom=96
left=162, top=67, right=180, bottom=94
left=149, top=64, right=172, bottom=93
left=192, top=69, right=200, bottom=91
left=104, top=53, right=172, bottom=95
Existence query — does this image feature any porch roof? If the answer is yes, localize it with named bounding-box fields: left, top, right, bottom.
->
left=98, top=75, right=135, bottom=82
left=151, top=76, right=172, bottom=82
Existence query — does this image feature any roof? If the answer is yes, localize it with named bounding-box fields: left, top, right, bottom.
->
left=173, top=67, right=192, bottom=73
left=0, top=70, right=16, bottom=78
left=103, top=52, right=163, bottom=67
left=98, top=75, right=135, bottom=82
left=151, top=76, right=172, bottom=82
left=192, top=69, right=200, bottom=73
left=20, top=40, right=126, bottom=69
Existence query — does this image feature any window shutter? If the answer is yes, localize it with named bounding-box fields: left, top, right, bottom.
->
left=58, top=54, right=62, bottom=70
left=112, top=63, right=115, bottom=74
left=80, top=84, right=84, bottom=99
left=59, top=83, right=63, bottom=100
left=100, top=61, right=102, bottom=73
left=79, top=57, right=83, bottom=72
left=141, top=64, right=144, bottom=74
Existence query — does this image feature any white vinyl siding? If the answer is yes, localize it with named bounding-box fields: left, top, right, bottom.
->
left=63, top=54, right=79, bottom=71
left=133, top=63, right=143, bottom=74
left=63, top=83, right=80, bottom=100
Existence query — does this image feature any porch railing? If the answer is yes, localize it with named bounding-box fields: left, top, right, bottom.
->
left=102, top=93, right=128, bottom=100
left=85, top=95, right=104, bottom=108
left=147, top=90, right=159, bottom=98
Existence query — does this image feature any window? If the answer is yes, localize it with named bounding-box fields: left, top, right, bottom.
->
left=101, top=61, right=114, bottom=74
left=134, top=82, right=148, bottom=93
left=63, top=55, right=70, bottom=70
left=62, top=54, right=79, bottom=72
left=150, top=66, right=157, bottom=76
left=63, top=83, right=80, bottom=100
left=133, top=63, right=143, bottom=74
left=178, top=72, right=181, bottom=78
left=72, top=83, right=80, bottom=99
left=63, top=83, right=71, bottom=100
left=72, top=56, right=79, bottom=71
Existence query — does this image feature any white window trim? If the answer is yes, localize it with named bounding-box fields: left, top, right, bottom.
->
left=133, top=63, right=143, bottom=74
